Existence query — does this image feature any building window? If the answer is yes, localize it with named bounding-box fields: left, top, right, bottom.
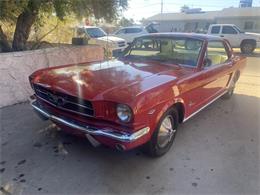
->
left=244, top=21, right=254, bottom=30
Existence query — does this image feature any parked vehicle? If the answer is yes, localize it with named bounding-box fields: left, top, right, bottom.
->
left=75, top=26, right=127, bottom=56
left=29, top=33, right=246, bottom=157
left=114, top=23, right=158, bottom=43
left=114, top=26, right=148, bottom=44
left=207, top=24, right=260, bottom=54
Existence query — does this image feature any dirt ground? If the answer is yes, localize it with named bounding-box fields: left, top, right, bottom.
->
left=0, top=57, right=259, bottom=195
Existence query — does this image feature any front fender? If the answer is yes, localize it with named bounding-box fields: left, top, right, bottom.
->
left=146, top=97, right=185, bottom=134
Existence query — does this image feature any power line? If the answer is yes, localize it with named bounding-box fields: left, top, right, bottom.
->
left=161, top=0, right=163, bottom=13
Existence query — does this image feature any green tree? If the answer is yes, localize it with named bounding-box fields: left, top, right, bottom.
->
left=180, top=5, right=190, bottom=13
left=0, top=0, right=128, bottom=52
left=118, top=17, right=134, bottom=27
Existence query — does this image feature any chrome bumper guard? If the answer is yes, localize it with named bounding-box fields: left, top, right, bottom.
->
left=31, top=100, right=150, bottom=142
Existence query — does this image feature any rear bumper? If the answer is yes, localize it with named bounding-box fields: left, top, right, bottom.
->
left=31, top=100, right=150, bottom=143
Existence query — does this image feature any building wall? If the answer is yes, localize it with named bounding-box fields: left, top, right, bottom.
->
left=154, top=20, right=214, bottom=33
left=216, top=17, right=260, bottom=33
left=151, top=21, right=185, bottom=32
left=151, top=17, right=260, bottom=33
left=0, top=45, right=104, bottom=108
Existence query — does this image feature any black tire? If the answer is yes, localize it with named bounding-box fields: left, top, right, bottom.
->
left=223, top=72, right=239, bottom=99
left=240, top=41, right=256, bottom=54
left=222, top=85, right=235, bottom=99
left=143, top=107, right=179, bottom=157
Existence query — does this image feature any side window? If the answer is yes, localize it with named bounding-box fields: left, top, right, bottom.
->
left=222, top=26, right=237, bottom=34
left=211, top=26, right=220, bottom=34
left=126, top=28, right=142, bottom=34
left=205, top=41, right=229, bottom=67
left=115, top=29, right=126, bottom=35
left=244, top=21, right=254, bottom=30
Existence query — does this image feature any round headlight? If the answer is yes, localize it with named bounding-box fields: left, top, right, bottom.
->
left=116, top=104, right=132, bottom=122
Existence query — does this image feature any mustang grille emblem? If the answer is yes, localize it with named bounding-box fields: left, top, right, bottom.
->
left=47, top=93, right=65, bottom=106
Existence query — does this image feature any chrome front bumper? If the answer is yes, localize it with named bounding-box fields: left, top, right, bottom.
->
left=31, top=100, right=150, bottom=142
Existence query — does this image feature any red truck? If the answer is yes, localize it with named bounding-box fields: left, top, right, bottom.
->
left=29, top=33, right=246, bottom=157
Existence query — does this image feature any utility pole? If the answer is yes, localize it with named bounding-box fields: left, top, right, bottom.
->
left=161, top=0, right=163, bottom=14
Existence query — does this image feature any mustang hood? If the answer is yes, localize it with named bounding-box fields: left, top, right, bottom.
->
left=32, top=60, right=189, bottom=103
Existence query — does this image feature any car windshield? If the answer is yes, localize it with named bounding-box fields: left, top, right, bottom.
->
left=123, top=37, right=203, bottom=67
left=85, top=28, right=107, bottom=38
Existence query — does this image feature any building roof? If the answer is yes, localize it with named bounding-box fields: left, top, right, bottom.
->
left=146, top=7, right=260, bottom=21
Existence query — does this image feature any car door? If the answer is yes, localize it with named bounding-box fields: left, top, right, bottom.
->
left=220, top=26, right=240, bottom=47
left=197, top=40, right=233, bottom=106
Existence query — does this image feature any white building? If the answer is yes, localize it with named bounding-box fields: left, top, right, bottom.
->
left=145, top=7, right=260, bottom=33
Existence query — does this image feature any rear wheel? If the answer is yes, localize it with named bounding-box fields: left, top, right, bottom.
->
left=240, top=41, right=256, bottom=54
left=143, top=108, right=179, bottom=157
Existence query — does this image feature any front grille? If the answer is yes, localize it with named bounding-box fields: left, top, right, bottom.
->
left=33, top=84, right=94, bottom=117
left=118, top=41, right=126, bottom=47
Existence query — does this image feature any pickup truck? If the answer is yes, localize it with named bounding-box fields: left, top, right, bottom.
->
left=207, top=24, right=260, bottom=54
left=29, top=33, right=246, bottom=157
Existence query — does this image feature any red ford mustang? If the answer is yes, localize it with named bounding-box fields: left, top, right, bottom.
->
left=29, top=33, right=246, bottom=157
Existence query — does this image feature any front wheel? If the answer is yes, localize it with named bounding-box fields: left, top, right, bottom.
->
left=223, top=74, right=238, bottom=99
left=143, top=108, right=179, bottom=157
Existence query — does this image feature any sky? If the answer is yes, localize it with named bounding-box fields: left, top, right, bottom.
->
left=122, top=0, right=260, bottom=22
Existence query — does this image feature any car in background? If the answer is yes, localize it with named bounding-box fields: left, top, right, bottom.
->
left=29, top=33, right=246, bottom=157
left=207, top=24, right=260, bottom=54
left=114, top=23, right=158, bottom=44
left=76, top=26, right=127, bottom=57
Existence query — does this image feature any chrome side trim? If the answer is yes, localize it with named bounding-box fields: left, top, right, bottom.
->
left=31, top=100, right=150, bottom=142
left=183, top=90, right=227, bottom=122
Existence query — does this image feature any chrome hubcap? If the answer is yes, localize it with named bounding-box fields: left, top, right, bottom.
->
left=244, top=44, right=253, bottom=53
left=157, top=115, right=176, bottom=148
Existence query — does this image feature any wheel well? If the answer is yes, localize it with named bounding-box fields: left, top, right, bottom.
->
left=240, top=39, right=256, bottom=47
left=172, top=102, right=185, bottom=123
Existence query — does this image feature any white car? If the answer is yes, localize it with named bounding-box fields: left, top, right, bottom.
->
left=76, top=26, right=127, bottom=56
left=114, top=26, right=148, bottom=44
left=207, top=24, right=260, bottom=54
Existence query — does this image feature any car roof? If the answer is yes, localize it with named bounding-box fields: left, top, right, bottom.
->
left=120, top=26, right=144, bottom=29
left=138, top=33, right=223, bottom=41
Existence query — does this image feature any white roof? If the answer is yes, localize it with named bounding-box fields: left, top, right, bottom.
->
left=146, top=7, right=260, bottom=21
left=120, top=26, right=144, bottom=29
left=77, top=26, right=99, bottom=29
